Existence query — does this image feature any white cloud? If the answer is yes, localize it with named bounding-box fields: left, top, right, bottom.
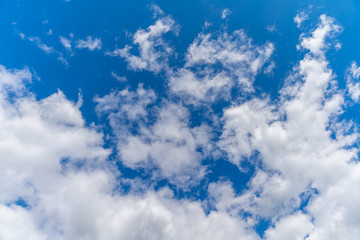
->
left=60, top=36, right=72, bottom=50
left=96, top=85, right=212, bottom=186
left=266, top=24, right=277, bottom=33
left=19, top=34, right=68, bottom=65
left=0, top=205, right=47, bottom=240
left=169, top=69, right=233, bottom=104
left=28, top=36, right=54, bottom=54
left=0, top=65, right=263, bottom=240
left=265, top=212, right=314, bottom=240
left=168, top=29, right=274, bottom=105
left=150, top=3, right=165, bottom=18
left=185, top=30, right=274, bottom=90
left=107, top=16, right=177, bottom=73
left=221, top=8, right=231, bottom=19
left=346, top=61, right=360, bottom=102
left=294, top=11, right=309, bottom=28
left=110, top=71, right=127, bottom=82
left=76, top=36, right=102, bottom=51
left=6, top=7, right=360, bottom=240
left=300, top=15, right=341, bottom=55
left=213, top=15, right=360, bottom=240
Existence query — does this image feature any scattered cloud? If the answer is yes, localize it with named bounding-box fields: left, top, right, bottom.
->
left=110, top=71, right=127, bottom=82
left=28, top=36, right=54, bottom=54
left=214, top=15, right=360, bottom=240
left=266, top=24, right=277, bottom=33
left=221, top=8, right=231, bottom=19
left=75, top=36, right=102, bottom=51
left=346, top=61, right=360, bottom=102
left=107, top=15, right=177, bottom=73
left=59, top=36, right=72, bottom=50
left=4, top=4, right=360, bottom=240
left=95, top=85, right=211, bottom=186
left=183, top=30, right=274, bottom=92
left=300, top=15, right=342, bottom=55
left=19, top=33, right=68, bottom=65
left=294, top=11, right=309, bottom=28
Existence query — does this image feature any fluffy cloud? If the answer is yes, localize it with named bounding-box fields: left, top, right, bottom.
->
left=184, top=30, right=274, bottom=90
left=4, top=5, right=360, bottom=240
left=0, top=65, right=261, bottom=240
left=95, top=85, right=211, bottom=186
left=107, top=15, right=177, bottom=73
left=214, top=14, right=360, bottom=239
left=169, top=30, right=274, bottom=104
left=300, top=15, right=341, bottom=55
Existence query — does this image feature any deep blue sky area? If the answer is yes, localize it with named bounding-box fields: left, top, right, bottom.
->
left=1, top=1, right=360, bottom=239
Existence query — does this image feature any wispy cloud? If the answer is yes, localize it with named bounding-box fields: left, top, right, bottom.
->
left=221, top=8, right=231, bottom=19
left=110, top=71, right=127, bottom=82
left=59, top=36, right=72, bottom=50
left=75, top=36, right=102, bottom=51
left=19, top=33, right=68, bottom=65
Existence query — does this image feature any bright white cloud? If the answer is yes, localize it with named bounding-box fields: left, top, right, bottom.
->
left=300, top=15, right=341, bottom=55
left=168, top=29, right=274, bottom=105
left=169, top=69, right=233, bottom=104
left=5, top=6, right=360, bottom=240
left=95, top=86, right=211, bottom=186
left=294, top=11, right=309, bottom=28
left=107, top=16, right=177, bottom=73
left=0, top=65, right=262, bottom=240
left=214, top=15, right=360, bottom=240
left=265, top=212, right=314, bottom=240
left=60, top=36, right=72, bottom=50
left=76, top=36, right=102, bottom=51
left=185, top=30, right=274, bottom=90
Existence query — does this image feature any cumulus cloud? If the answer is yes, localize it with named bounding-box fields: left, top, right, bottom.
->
left=95, top=85, right=211, bottom=186
left=4, top=5, right=360, bottom=240
left=169, top=30, right=274, bottom=105
left=214, top=15, right=360, bottom=240
left=107, top=15, right=177, bottom=73
left=0, top=65, right=262, bottom=240
left=185, top=30, right=274, bottom=89
left=300, top=15, right=341, bottom=55
left=76, top=36, right=102, bottom=51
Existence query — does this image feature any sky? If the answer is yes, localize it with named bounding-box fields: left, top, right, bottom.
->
left=1, top=0, right=360, bottom=239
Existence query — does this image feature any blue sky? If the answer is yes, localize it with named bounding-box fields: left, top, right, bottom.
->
left=1, top=0, right=360, bottom=239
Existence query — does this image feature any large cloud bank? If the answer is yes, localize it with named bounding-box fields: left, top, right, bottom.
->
left=1, top=8, right=360, bottom=240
